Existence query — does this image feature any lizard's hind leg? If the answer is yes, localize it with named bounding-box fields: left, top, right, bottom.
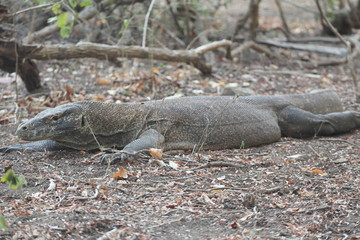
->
left=278, top=106, right=360, bottom=138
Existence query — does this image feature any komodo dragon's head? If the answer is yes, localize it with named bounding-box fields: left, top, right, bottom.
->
left=16, top=103, right=85, bottom=141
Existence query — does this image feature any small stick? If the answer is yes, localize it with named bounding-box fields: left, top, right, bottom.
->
left=142, top=0, right=157, bottom=48
left=191, top=161, right=243, bottom=170
left=308, top=145, right=321, bottom=158
left=318, top=138, right=358, bottom=147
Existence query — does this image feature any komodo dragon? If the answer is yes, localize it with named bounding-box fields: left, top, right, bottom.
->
left=1, top=90, right=359, bottom=158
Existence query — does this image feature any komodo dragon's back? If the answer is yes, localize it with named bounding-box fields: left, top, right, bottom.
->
left=1, top=89, right=359, bottom=155
left=142, top=90, right=344, bottom=150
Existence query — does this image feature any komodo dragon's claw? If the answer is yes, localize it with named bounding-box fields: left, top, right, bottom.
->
left=99, top=152, right=129, bottom=165
left=0, top=144, right=29, bottom=153
left=0, top=146, right=14, bottom=153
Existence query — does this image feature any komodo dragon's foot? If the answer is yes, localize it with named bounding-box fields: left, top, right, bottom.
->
left=99, top=152, right=131, bottom=165
left=0, top=144, right=25, bottom=153
left=0, top=140, right=69, bottom=153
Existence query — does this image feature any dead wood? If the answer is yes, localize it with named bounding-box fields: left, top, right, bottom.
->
left=231, top=0, right=262, bottom=41
left=23, top=5, right=98, bottom=44
left=316, top=0, right=360, bottom=102
left=0, top=38, right=231, bottom=93
left=191, top=161, right=243, bottom=170
left=260, top=185, right=284, bottom=194
left=258, top=39, right=348, bottom=56
left=16, top=39, right=231, bottom=74
left=28, top=40, right=231, bottom=74
left=226, top=0, right=262, bottom=58
left=0, top=6, right=42, bottom=93
left=249, top=0, right=261, bottom=40
left=231, top=40, right=275, bottom=58
left=22, top=0, right=146, bottom=44
left=287, top=36, right=343, bottom=43
left=274, top=0, right=290, bottom=35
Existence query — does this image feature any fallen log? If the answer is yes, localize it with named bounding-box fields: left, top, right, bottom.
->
left=16, top=39, right=232, bottom=74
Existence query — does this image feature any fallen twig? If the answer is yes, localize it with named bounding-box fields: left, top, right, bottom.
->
left=231, top=41, right=275, bottom=58
left=308, top=145, right=321, bottom=158
left=190, top=161, right=243, bottom=170
left=289, top=205, right=332, bottom=214
left=252, top=69, right=322, bottom=78
left=259, top=185, right=283, bottom=194
left=318, top=138, right=358, bottom=147
left=258, top=39, right=347, bottom=56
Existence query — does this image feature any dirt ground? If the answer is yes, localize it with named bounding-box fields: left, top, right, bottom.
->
left=1, top=1, right=360, bottom=240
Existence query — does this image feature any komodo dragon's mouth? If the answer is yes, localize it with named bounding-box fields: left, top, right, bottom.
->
left=15, top=122, right=78, bottom=141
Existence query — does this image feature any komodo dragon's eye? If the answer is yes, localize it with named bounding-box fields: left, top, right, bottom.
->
left=50, top=115, right=60, bottom=121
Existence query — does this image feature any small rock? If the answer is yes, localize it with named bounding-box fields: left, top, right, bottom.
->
left=243, top=193, right=256, bottom=209
left=287, top=154, right=307, bottom=160
left=222, top=87, right=255, bottom=96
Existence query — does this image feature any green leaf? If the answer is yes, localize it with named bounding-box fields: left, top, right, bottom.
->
left=47, top=16, right=58, bottom=24
left=16, top=176, right=27, bottom=190
left=57, top=13, right=68, bottom=28
left=80, top=0, right=92, bottom=7
left=69, top=0, right=78, bottom=9
left=60, top=26, right=72, bottom=38
left=1, top=169, right=27, bottom=190
left=1, top=169, right=15, bottom=183
left=0, top=214, right=7, bottom=229
left=52, top=3, right=62, bottom=15
left=240, top=141, right=245, bottom=149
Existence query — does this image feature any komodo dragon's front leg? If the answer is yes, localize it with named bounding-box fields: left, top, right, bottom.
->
left=278, top=106, right=360, bottom=138
left=100, top=129, right=165, bottom=164
left=0, top=140, right=70, bottom=153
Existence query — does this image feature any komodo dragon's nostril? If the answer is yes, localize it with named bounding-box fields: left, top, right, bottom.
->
left=22, top=126, right=27, bottom=130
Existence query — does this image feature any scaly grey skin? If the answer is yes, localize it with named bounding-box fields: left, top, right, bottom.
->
left=1, top=90, right=359, bottom=160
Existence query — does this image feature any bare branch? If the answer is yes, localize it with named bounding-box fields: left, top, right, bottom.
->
left=194, top=39, right=232, bottom=55
left=23, top=6, right=98, bottom=44
left=142, top=0, right=157, bottom=48
left=12, top=3, right=53, bottom=16
left=13, top=40, right=232, bottom=74
left=231, top=41, right=275, bottom=58
left=315, top=0, right=360, bottom=102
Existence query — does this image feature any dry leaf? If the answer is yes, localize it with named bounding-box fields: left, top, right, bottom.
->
left=47, top=179, right=56, bottom=191
left=310, top=169, right=325, bottom=175
left=230, top=222, right=239, bottom=229
left=149, top=148, right=163, bottom=159
left=168, top=161, right=178, bottom=170
left=151, top=159, right=167, bottom=167
left=201, top=193, right=215, bottom=205
left=113, top=168, right=128, bottom=180
left=95, top=79, right=111, bottom=85
left=217, top=175, right=226, bottom=180
left=212, top=190, right=223, bottom=194
left=63, top=85, right=74, bottom=97
left=152, top=67, right=159, bottom=73
left=239, top=213, right=255, bottom=221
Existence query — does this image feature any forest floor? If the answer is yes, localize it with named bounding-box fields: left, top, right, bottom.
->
left=1, top=2, right=360, bottom=240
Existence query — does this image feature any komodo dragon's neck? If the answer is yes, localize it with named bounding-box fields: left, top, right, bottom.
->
left=79, top=101, right=150, bottom=135
left=61, top=101, right=152, bottom=150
